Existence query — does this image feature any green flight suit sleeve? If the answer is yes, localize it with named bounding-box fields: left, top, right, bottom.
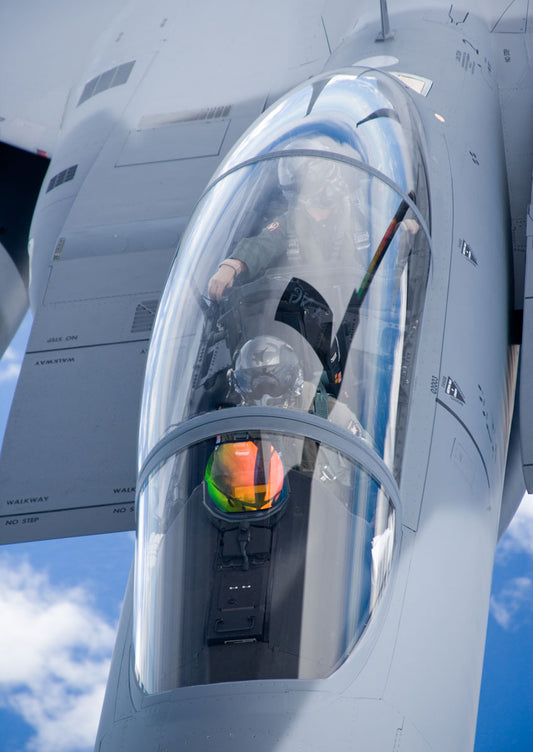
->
left=229, top=216, right=289, bottom=279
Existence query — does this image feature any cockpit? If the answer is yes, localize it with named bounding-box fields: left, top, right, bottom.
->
left=135, top=69, right=431, bottom=694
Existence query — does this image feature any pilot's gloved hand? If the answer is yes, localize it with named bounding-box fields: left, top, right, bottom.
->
left=401, top=218, right=419, bottom=234
left=208, top=259, right=245, bottom=300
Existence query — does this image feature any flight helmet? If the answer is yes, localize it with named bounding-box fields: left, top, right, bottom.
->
left=205, top=438, right=286, bottom=515
left=230, top=335, right=304, bottom=407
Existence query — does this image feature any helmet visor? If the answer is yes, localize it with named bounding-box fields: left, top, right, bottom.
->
left=205, top=439, right=286, bottom=513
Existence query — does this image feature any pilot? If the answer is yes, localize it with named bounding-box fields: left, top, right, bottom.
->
left=208, top=153, right=368, bottom=301
left=208, top=151, right=419, bottom=301
left=229, top=334, right=304, bottom=408
left=229, top=334, right=370, bottom=442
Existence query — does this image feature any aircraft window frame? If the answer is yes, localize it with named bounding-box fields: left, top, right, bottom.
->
left=204, top=151, right=429, bottom=240
left=138, top=406, right=403, bottom=503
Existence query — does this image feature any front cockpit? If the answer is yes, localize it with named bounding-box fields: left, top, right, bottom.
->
left=135, top=68, right=431, bottom=694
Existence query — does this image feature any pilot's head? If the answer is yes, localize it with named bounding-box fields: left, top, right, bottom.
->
left=278, top=137, right=359, bottom=213
left=230, top=335, right=303, bottom=408
left=205, top=439, right=286, bottom=516
left=279, top=154, right=339, bottom=209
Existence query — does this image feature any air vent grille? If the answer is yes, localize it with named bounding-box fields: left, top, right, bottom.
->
left=131, top=300, right=159, bottom=333
left=178, top=105, right=231, bottom=122
left=46, top=165, right=78, bottom=193
left=78, top=61, right=135, bottom=106
left=139, top=105, right=231, bottom=130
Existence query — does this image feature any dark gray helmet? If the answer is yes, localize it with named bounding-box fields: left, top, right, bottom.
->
left=231, top=335, right=303, bottom=407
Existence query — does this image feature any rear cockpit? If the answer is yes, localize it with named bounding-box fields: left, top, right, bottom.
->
left=135, top=69, right=431, bottom=694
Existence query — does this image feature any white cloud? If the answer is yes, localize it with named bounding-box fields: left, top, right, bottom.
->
left=489, top=576, right=533, bottom=630
left=0, top=311, right=31, bottom=387
left=490, top=496, right=533, bottom=630
left=0, top=345, right=23, bottom=385
left=497, top=494, right=533, bottom=559
left=0, top=554, right=117, bottom=752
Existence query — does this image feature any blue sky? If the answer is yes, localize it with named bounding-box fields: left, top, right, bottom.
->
left=475, top=505, right=533, bottom=751
left=0, top=314, right=531, bottom=751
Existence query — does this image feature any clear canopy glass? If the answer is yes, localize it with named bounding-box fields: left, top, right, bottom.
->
left=135, top=69, right=431, bottom=694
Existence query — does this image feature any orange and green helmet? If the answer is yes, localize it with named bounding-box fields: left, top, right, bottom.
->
left=205, top=439, right=286, bottom=515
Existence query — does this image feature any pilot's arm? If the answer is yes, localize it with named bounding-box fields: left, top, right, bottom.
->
left=401, top=218, right=419, bottom=234
left=208, top=218, right=289, bottom=300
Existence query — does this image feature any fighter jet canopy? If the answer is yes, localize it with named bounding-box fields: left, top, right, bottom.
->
left=135, top=69, right=430, bottom=693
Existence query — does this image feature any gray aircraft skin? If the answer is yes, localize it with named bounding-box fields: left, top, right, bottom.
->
left=1, top=1, right=533, bottom=751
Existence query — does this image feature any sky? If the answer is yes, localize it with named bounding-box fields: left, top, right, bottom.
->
left=0, top=314, right=531, bottom=752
